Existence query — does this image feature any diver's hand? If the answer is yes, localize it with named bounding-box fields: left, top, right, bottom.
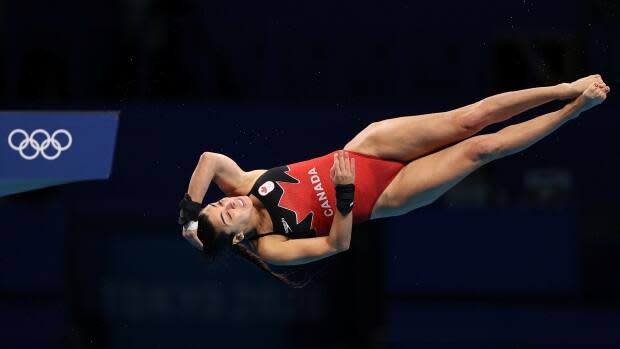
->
left=330, top=150, right=355, bottom=185
left=182, top=227, right=203, bottom=250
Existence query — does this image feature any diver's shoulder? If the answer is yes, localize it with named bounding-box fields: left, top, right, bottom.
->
left=237, top=169, right=268, bottom=194
left=245, top=169, right=268, bottom=182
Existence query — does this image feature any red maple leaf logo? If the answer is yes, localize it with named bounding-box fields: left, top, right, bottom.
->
left=277, top=168, right=315, bottom=228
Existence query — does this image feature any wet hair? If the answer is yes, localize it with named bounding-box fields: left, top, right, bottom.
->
left=196, top=212, right=310, bottom=288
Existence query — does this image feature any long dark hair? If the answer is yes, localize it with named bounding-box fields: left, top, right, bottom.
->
left=196, top=213, right=311, bottom=288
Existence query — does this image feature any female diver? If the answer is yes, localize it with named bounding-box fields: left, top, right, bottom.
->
left=178, top=76, right=610, bottom=287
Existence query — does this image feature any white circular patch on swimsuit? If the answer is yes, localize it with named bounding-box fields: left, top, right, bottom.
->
left=258, top=181, right=275, bottom=196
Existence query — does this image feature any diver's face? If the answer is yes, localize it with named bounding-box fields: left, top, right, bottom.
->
left=202, top=196, right=254, bottom=235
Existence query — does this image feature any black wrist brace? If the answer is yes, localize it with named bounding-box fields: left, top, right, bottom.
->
left=336, top=184, right=355, bottom=216
left=178, top=193, right=202, bottom=225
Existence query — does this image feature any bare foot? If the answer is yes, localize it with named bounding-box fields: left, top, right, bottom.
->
left=569, top=82, right=610, bottom=118
left=558, top=74, right=604, bottom=100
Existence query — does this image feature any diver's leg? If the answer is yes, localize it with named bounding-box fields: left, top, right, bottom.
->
left=371, top=81, right=609, bottom=218
left=344, top=75, right=603, bottom=162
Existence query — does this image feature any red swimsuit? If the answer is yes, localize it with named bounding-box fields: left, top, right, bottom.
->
left=248, top=150, right=406, bottom=238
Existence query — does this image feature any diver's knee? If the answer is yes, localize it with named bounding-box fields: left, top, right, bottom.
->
left=466, top=135, right=504, bottom=162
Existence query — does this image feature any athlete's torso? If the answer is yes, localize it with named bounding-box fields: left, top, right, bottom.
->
left=246, top=151, right=406, bottom=239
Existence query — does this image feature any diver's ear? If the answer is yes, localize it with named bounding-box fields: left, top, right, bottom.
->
left=232, top=232, right=245, bottom=245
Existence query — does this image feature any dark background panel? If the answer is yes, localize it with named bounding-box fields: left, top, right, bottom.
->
left=1, top=0, right=619, bottom=347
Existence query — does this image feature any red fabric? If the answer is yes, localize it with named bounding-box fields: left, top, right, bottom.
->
left=278, top=150, right=406, bottom=236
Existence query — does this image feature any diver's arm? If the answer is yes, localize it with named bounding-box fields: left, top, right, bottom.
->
left=258, top=235, right=347, bottom=266
left=186, top=152, right=217, bottom=203
left=186, top=152, right=247, bottom=202
left=326, top=208, right=352, bottom=251
left=257, top=211, right=351, bottom=266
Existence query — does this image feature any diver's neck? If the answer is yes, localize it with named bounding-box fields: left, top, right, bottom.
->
left=249, top=195, right=273, bottom=233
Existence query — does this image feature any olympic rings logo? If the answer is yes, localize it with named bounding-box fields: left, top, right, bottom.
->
left=7, top=129, right=72, bottom=160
